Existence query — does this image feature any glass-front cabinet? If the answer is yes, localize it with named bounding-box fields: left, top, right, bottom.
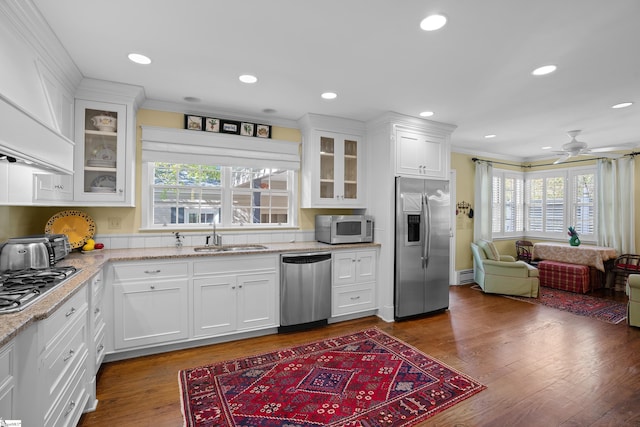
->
left=74, top=100, right=127, bottom=203
left=319, top=133, right=360, bottom=202
left=299, top=113, right=366, bottom=208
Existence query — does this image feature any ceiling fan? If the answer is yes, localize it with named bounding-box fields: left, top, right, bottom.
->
left=553, top=130, right=623, bottom=164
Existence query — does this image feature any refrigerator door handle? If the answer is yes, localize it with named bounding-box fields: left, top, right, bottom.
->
left=422, top=193, right=432, bottom=269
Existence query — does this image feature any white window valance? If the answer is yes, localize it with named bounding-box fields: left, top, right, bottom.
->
left=141, top=125, right=300, bottom=170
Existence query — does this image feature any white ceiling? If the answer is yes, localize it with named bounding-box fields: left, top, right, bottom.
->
left=33, top=0, right=640, bottom=161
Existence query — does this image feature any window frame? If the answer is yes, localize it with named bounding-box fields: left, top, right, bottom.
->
left=491, top=168, right=525, bottom=239
left=141, top=162, right=298, bottom=230
left=491, top=165, right=597, bottom=242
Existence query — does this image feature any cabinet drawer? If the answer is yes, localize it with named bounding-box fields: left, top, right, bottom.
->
left=41, top=286, right=88, bottom=350
left=333, top=284, right=376, bottom=316
left=91, top=272, right=105, bottom=302
left=92, top=297, right=104, bottom=331
left=44, top=357, right=88, bottom=427
left=0, top=341, right=13, bottom=387
left=94, top=322, right=106, bottom=371
left=42, top=309, right=88, bottom=405
left=112, top=261, right=189, bottom=282
left=193, top=255, right=276, bottom=276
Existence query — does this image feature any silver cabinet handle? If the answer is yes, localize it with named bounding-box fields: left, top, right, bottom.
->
left=94, top=307, right=101, bottom=315
left=65, top=307, right=76, bottom=317
left=64, top=400, right=76, bottom=417
left=350, top=296, right=361, bottom=300
left=97, top=344, right=104, bottom=352
left=144, top=270, right=161, bottom=274
left=238, top=285, right=242, bottom=289
left=63, top=348, right=75, bottom=362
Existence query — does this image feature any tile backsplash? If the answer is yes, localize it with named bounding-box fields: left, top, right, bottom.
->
left=94, top=229, right=316, bottom=250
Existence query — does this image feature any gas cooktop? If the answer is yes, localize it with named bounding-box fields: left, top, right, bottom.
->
left=0, top=266, right=78, bottom=314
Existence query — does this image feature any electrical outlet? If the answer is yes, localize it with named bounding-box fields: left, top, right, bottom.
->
left=108, top=217, right=122, bottom=229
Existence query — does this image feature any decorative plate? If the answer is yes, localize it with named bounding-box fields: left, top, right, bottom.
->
left=91, top=174, right=116, bottom=189
left=44, top=210, right=96, bottom=249
left=95, top=147, right=115, bottom=161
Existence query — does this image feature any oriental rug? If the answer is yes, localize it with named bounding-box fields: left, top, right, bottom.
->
left=178, top=328, right=486, bottom=427
left=504, top=286, right=627, bottom=324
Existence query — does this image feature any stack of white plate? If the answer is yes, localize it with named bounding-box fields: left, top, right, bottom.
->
left=90, top=187, right=116, bottom=193
left=87, top=159, right=116, bottom=168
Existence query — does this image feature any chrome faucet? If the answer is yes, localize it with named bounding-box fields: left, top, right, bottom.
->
left=206, top=222, right=222, bottom=247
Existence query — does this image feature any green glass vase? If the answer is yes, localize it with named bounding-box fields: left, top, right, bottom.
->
left=569, top=235, right=581, bottom=246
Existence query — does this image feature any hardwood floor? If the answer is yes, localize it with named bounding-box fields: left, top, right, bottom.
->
left=78, top=285, right=640, bottom=427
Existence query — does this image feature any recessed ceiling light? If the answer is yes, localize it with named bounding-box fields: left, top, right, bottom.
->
left=128, top=53, right=151, bottom=65
left=484, top=134, right=496, bottom=139
left=321, top=92, right=337, bottom=100
left=612, top=102, right=633, bottom=109
left=262, top=108, right=277, bottom=114
left=239, top=74, right=258, bottom=84
left=419, top=111, right=434, bottom=117
left=531, top=65, right=557, bottom=76
left=541, top=146, right=552, bottom=150
left=420, top=14, right=447, bottom=31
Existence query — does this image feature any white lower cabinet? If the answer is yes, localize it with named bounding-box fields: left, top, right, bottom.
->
left=39, top=286, right=90, bottom=427
left=192, top=256, right=277, bottom=338
left=332, top=249, right=378, bottom=316
left=111, top=260, right=190, bottom=350
left=0, top=339, right=16, bottom=420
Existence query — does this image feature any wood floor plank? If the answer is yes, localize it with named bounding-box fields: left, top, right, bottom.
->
left=78, top=285, right=640, bottom=427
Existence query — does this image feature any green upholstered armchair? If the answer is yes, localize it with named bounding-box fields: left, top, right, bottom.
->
left=627, top=274, right=640, bottom=327
left=470, top=240, right=539, bottom=297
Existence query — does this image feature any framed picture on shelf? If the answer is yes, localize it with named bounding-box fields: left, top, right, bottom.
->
left=204, top=117, right=220, bottom=132
left=220, top=120, right=241, bottom=135
left=185, top=115, right=203, bottom=131
left=240, top=122, right=255, bottom=137
left=256, top=124, right=271, bottom=138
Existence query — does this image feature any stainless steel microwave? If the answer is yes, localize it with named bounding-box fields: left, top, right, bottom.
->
left=315, top=215, right=374, bottom=244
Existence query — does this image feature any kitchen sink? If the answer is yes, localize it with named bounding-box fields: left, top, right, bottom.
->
left=193, top=245, right=269, bottom=253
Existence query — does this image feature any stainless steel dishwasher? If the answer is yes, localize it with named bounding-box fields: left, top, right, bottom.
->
left=279, top=252, right=332, bottom=332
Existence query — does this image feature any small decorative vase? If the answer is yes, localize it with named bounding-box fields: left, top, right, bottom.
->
left=569, top=235, right=581, bottom=246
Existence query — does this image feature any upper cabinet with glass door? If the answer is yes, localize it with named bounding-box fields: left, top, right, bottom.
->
left=299, top=114, right=366, bottom=208
left=73, top=80, right=143, bottom=206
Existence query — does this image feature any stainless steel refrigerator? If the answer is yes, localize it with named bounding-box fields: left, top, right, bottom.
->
left=395, top=177, right=450, bottom=319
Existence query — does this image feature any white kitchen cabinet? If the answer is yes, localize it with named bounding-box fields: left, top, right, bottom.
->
left=111, top=261, right=189, bottom=350
left=0, top=339, right=16, bottom=420
left=38, top=286, right=90, bottom=427
left=34, top=173, right=74, bottom=202
left=72, top=79, right=143, bottom=206
left=299, top=113, right=366, bottom=208
left=86, top=270, right=106, bottom=412
left=332, top=249, right=377, bottom=316
left=192, top=256, right=277, bottom=338
left=396, top=127, right=449, bottom=179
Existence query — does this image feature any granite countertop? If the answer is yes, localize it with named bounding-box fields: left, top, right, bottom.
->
left=0, top=241, right=380, bottom=347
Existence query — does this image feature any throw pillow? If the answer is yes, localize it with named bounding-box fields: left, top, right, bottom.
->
left=478, top=239, right=500, bottom=261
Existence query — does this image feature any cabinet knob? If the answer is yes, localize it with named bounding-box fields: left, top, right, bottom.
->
left=118, top=188, right=124, bottom=193
left=238, top=285, right=243, bottom=288
left=350, top=296, right=361, bottom=301
left=150, top=285, right=155, bottom=290
left=65, top=307, right=76, bottom=317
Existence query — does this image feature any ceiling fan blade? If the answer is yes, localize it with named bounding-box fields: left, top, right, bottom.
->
left=554, top=153, right=572, bottom=164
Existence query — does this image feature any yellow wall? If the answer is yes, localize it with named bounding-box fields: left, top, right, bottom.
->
left=0, top=109, right=350, bottom=239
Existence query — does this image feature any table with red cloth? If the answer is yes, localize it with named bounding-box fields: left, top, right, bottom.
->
left=532, top=242, right=618, bottom=289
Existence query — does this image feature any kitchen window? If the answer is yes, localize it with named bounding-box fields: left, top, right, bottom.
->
left=140, top=126, right=300, bottom=230
left=145, top=163, right=295, bottom=228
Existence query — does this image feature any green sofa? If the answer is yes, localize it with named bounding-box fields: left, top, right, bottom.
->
left=471, top=241, right=540, bottom=297
left=627, top=275, right=640, bottom=327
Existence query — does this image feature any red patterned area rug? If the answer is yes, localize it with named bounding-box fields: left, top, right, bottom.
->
left=178, top=328, right=486, bottom=426
left=504, top=286, right=627, bottom=324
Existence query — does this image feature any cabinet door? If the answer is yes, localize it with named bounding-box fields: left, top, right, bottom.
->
left=237, top=272, right=276, bottom=330
left=333, top=252, right=357, bottom=286
left=74, top=99, right=127, bottom=203
left=34, top=174, right=73, bottom=202
left=192, top=275, right=237, bottom=337
left=113, top=279, right=189, bottom=349
left=0, top=341, right=15, bottom=420
left=314, top=131, right=364, bottom=207
left=396, top=129, right=446, bottom=178
left=355, top=250, right=377, bottom=283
